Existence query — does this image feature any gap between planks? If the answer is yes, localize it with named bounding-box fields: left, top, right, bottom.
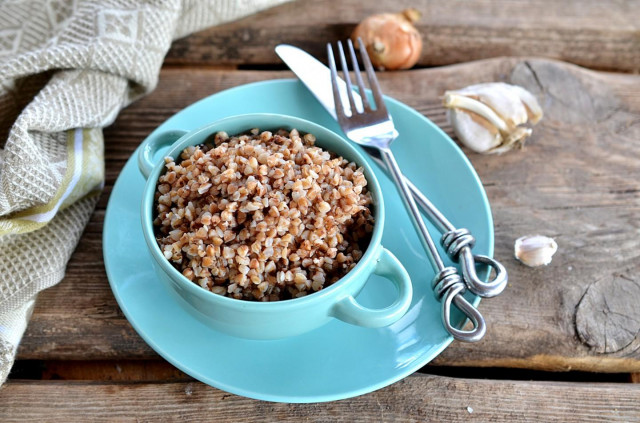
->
left=7, top=359, right=636, bottom=384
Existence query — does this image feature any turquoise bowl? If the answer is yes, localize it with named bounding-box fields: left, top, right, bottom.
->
left=137, top=113, right=413, bottom=339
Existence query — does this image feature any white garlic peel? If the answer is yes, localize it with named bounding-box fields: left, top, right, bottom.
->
left=514, top=235, right=558, bottom=267
left=443, top=82, right=543, bottom=154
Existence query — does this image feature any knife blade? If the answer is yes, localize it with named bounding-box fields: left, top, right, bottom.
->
left=275, top=44, right=364, bottom=120
left=275, top=44, right=451, bottom=234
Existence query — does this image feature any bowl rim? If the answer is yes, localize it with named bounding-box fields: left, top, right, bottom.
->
left=140, top=112, right=387, bottom=311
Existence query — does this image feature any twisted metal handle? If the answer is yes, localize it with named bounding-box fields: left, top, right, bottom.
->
left=379, top=150, right=487, bottom=342
left=432, top=267, right=486, bottom=343
left=442, top=229, right=508, bottom=298
left=368, top=150, right=508, bottom=298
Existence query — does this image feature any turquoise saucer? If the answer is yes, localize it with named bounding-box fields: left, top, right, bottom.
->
left=103, top=79, right=493, bottom=403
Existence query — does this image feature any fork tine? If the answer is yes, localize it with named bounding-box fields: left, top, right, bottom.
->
left=347, top=39, right=371, bottom=111
left=355, top=37, right=388, bottom=114
left=327, top=43, right=346, bottom=121
left=336, top=41, right=358, bottom=116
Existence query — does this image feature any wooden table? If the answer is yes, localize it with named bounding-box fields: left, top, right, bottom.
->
left=2, top=1, right=640, bottom=421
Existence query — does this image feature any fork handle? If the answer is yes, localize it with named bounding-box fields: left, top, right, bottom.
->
left=380, top=147, right=490, bottom=342
left=366, top=147, right=454, bottom=233
left=379, top=147, right=446, bottom=273
left=370, top=151, right=508, bottom=298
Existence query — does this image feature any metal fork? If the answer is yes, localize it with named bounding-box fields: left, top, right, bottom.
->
left=328, top=39, right=487, bottom=342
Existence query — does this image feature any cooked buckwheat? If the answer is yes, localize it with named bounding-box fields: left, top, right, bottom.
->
left=154, top=128, right=374, bottom=301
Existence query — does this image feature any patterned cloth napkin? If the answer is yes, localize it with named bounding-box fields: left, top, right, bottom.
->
left=0, top=0, right=288, bottom=384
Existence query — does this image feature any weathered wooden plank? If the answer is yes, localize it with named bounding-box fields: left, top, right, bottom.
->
left=430, top=60, right=640, bottom=371
left=166, top=0, right=640, bottom=72
left=1, top=375, right=639, bottom=422
left=18, top=59, right=640, bottom=372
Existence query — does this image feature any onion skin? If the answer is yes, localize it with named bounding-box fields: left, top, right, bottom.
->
left=351, top=9, right=422, bottom=71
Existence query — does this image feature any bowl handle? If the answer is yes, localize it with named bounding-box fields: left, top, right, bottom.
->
left=331, top=248, right=412, bottom=328
left=138, top=130, right=188, bottom=179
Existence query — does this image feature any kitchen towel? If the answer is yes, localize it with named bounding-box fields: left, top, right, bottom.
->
left=0, top=0, right=289, bottom=384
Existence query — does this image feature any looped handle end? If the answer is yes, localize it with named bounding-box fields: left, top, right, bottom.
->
left=459, top=248, right=508, bottom=298
left=444, top=285, right=486, bottom=343
left=441, top=228, right=508, bottom=298
left=432, top=267, right=486, bottom=343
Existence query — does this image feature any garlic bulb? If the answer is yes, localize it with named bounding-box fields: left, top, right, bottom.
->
left=443, top=82, right=543, bottom=154
left=514, top=235, right=557, bottom=267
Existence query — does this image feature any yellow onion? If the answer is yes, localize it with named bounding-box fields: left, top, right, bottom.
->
left=351, top=9, right=422, bottom=71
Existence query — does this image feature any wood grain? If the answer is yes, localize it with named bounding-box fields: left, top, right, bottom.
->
left=1, top=374, right=639, bottom=422
left=575, top=275, right=640, bottom=353
left=166, top=0, right=640, bottom=72
left=17, top=58, right=640, bottom=372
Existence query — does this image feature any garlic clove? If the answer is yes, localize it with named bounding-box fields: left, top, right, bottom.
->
left=443, top=82, right=543, bottom=154
left=446, top=108, right=501, bottom=153
left=450, top=83, right=529, bottom=128
left=514, top=235, right=558, bottom=267
left=508, top=84, right=544, bottom=124
left=443, top=92, right=510, bottom=132
left=444, top=92, right=520, bottom=154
